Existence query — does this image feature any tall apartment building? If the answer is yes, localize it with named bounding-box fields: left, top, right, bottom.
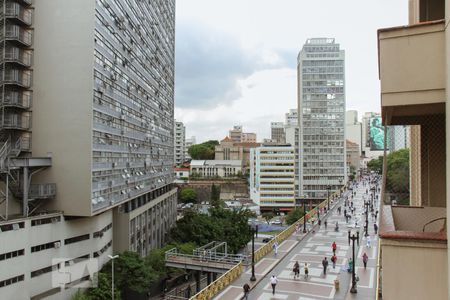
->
left=377, top=0, right=448, bottom=298
left=184, top=136, right=196, bottom=160
left=250, top=145, right=295, bottom=212
left=297, top=38, right=346, bottom=200
left=271, top=122, right=285, bottom=144
left=0, top=0, right=177, bottom=299
left=174, top=121, right=185, bottom=165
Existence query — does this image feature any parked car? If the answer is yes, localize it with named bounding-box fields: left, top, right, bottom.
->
left=262, top=236, right=274, bottom=243
left=270, top=220, right=283, bottom=225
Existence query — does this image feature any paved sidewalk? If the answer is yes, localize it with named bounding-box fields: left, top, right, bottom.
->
left=214, top=178, right=380, bottom=300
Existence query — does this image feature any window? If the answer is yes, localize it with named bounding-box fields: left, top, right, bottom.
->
left=31, top=216, right=61, bottom=226
left=0, top=222, right=24, bottom=232
left=0, top=274, right=24, bottom=288
left=65, top=234, right=90, bottom=245
left=0, top=249, right=24, bottom=261
left=31, top=241, right=60, bottom=253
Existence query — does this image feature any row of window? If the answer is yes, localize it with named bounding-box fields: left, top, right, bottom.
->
left=0, top=249, right=24, bottom=261
left=93, top=223, right=112, bottom=238
left=0, top=274, right=24, bottom=289
left=31, top=216, right=61, bottom=227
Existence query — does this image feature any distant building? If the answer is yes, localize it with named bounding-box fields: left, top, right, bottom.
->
left=190, top=160, right=243, bottom=178
left=241, top=132, right=257, bottom=142
left=285, top=109, right=298, bottom=127
left=174, top=121, right=186, bottom=165
left=346, top=110, right=362, bottom=156
left=388, top=126, right=410, bottom=151
left=215, top=137, right=260, bottom=171
left=185, top=136, right=196, bottom=160
left=229, top=125, right=243, bottom=142
left=346, top=140, right=361, bottom=175
left=174, top=168, right=190, bottom=183
left=271, top=122, right=286, bottom=143
left=250, top=145, right=295, bottom=212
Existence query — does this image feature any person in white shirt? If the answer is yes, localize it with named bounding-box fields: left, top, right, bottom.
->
left=270, top=275, right=278, bottom=295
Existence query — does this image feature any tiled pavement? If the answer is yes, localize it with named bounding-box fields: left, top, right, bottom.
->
left=214, top=178, right=380, bottom=300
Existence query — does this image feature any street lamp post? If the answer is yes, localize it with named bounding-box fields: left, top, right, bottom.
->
left=303, top=199, right=307, bottom=233
left=249, top=225, right=256, bottom=281
left=348, top=230, right=360, bottom=294
left=364, top=200, right=369, bottom=237
left=339, top=178, right=343, bottom=196
left=326, top=185, right=331, bottom=211
left=108, top=254, right=119, bottom=300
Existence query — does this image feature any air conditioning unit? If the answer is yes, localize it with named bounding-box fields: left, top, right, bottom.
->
left=12, top=223, right=19, bottom=230
left=54, top=242, right=61, bottom=248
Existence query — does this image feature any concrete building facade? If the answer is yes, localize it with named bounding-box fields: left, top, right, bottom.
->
left=346, top=140, right=360, bottom=175
left=229, top=125, right=243, bottom=142
left=250, top=145, right=295, bottom=212
left=190, top=160, right=243, bottom=178
left=214, top=137, right=260, bottom=171
left=0, top=0, right=177, bottom=298
left=297, top=38, right=346, bottom=200
left=174, top=121, right=186, bottom=165
left=271, top=122, right=286, bottom=144
left=377, top=0, right=449, bottom=298
left=184, top=136, right=196, bottom=161
left=345, top=110, right=362, bottom=156
left=285, top=109, right=298, bottom=127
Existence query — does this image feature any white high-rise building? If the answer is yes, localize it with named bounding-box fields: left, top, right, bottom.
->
left=185, top=136, right=196, bottom=160
left=174, top=121, right=186, bottom=165
left=250, top=145, right=295, bottom=212
left=271, top=122, right=285, bottom=144
left=285, top=109, right=298, bottom=127
left=297, top=38, right=346, bottom=200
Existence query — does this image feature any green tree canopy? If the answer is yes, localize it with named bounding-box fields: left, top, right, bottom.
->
left=367, top=156, right=383, bottom=174
left=261, top=212, right=274, bottom=225
left=88, top=273, right=121, bottom=300
left=386, top=149, right=409, bottom=194
left=179, top=188, right=197, bottom=204
left=210, top=184, right=222, bottom=208
left=188, top=140, right=218, bottom=159
left=285, top=207, right=305, bottom=225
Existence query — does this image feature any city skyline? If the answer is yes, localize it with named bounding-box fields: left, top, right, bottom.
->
left=174, top=0, right=408, bottom=142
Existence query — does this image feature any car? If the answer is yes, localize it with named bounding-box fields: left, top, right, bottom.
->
left=262, top=236, right=274, bottom=243
left=270, top=220, right=283, bottom=225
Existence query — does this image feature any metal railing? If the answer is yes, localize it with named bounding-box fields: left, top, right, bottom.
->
left=165, top=248, right=245, bottom=269
left=4, top=2, right=33, bottom=25
left=1, top=91, right=32, bottom=108
left=189, top=262, right=243, bottom=300
left=1, top=47, right=32, bottom=66
left=1, top=69, right=32, bottom=87
left=0, top=114, right=30, bottom=130
left=3, top=24, right=32, bottom=46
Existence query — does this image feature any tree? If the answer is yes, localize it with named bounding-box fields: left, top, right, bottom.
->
left=210, top=184, right=222, bottom=208
left=367, top=156, right=383, bottom=174
left=88, top=273, right=121, bottom=300
left=386, top=149, right=409, bottom=194
left=286, top=207, right=304, bottom=225
left=102, top=251, right=157, bottom=294
left=188, top=140, right=218, bottom=160
left=180, top=188, right=197, bottom=204
left=262, top=212, right=274, bottom=225
left=71, top=290, right=90, bottom=300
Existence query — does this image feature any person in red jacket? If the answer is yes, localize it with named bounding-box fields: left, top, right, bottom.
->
left=331, top=254, right=337, bottom=269
left=332, top=241, right=337, bottom=255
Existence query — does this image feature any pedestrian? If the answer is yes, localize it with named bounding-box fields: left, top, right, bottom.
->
left=322, top=257, right=329, bottom=275
left=293, top=261, right=300, bottom=279
left=318, top=219, right=322, bottom=227
left=362, top=252, right=369, bottom=269
left=338, top=206, right=341, bottom=215
left=332, top=241, right=337, bottom=255
left=242, top=283, right=250, bottom=300
left=304, top=263, right=309, bottom=279
left=344, top=209, right=347, bottom=217
left=270, top=275, right=278, bottom=295
left=374, top=223, right=378, bottom=235
left=366, top=236, right=372, bottom=248
left=331, top=254, right=337, bottom=269
left=273, top=241, right=279, bottom=257
left=347, top=258, right=353, bottom=272
left=324, top=220, right=327, bottom=229
left=185, top=285, right=192, bottom=298
left=202, top=249, right=207, bottom=262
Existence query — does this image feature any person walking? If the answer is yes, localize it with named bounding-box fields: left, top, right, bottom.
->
left=318, top=219, right=321, bottom=227
left=324, top=220, right=327, bottom=230
left=293, top=261, right=300, bottom=279
left=322, top=257, right=329, bottom=275
left=374, top=223, right=378, bottom=235
left=362, top=252, right=369, bottom=269
left=270, top=275, right=278, bottom=295
left=366, top=236, right=372, bottom=248
left=273, top=241, right=279, bottom=257
left=332, top=241, right=337, bottom=255
left=304, top=263, right=309, bottom=279
left=242, top=283, right=250, bottom=300
left=331, top=254, right=337, bottom=269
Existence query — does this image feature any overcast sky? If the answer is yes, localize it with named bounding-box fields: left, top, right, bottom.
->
left=174, top=0, right=408, bottom=143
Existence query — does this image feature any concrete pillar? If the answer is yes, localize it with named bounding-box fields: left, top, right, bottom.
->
left=212, top=272, right=217, bottom=281
left=195, top=270, right=201, bottom=292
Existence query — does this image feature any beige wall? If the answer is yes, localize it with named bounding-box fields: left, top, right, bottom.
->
left=445, top=1, right=450, bottom=299
left=32, top=0, right=95, bottom=216
left=409, top=125, right=421, bottom=206
left=381, top=240, right=447, bottom=300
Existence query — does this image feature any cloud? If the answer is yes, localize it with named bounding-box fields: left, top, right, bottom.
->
left=174, top=20, right=289, bottom=109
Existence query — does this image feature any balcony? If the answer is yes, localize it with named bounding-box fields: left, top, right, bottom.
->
left=0, top=114, right=30, bottom=130
left=4, top=2, right=33, bottom=25
left=3, top=24, right=32, bottom=46
left=1, top=69, right=32, bottom=88
left=379, top=205, right=447, bottom=299
left=1, top=47, right=32, bottom=67
left=1, top=90, right=32, bottom=109
left=10, top=183, right=56, bottom=199
left=378, top=20, right=445, bottom=125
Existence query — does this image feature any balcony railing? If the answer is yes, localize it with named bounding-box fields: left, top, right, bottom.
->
left=1, top=91, right=32, bottom=108
left=378, top=20, right=445, bottom=123
left=3, top=24, right=32, bottom=46
left=1, top=47, right=32, bottom=67
left=4, top=2, right=33, bottom=25
left=10, top=183, right=56, bottom=199
left=1, top=69, right=32, bottom=88
left=0, top=114, right=30, bottom=130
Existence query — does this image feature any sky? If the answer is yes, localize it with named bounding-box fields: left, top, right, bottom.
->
left=174, top=0, right=409, bottom=143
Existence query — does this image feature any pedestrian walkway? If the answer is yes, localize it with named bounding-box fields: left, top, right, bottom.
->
left=213, top=177, right=380, bottom=300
